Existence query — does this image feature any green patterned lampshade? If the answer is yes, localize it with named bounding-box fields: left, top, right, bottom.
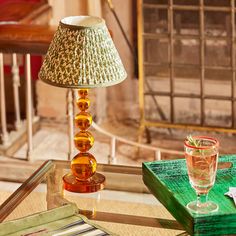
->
left=39, top=16, right=127, bottom=88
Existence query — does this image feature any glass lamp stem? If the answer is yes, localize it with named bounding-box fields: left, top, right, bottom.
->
left=63, top=89, right=105, bottom=193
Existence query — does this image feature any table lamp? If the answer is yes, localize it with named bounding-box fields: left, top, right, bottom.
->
left=39, top=16, right=127, bottom=193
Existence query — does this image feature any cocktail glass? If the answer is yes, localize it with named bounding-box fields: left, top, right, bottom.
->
left=184, top=136, right=219, bottom=214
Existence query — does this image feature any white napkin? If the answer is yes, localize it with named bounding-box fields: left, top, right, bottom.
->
left=225, top=187, right=236, bottom=206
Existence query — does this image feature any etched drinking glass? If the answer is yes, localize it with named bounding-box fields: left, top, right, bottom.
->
left=184, top=136, right=219, bottom=214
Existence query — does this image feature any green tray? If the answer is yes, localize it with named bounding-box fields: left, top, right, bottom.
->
left=142, top=154, right=236, bottom=236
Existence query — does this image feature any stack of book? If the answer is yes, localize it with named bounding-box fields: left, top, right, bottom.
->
left=0, top=204, right=113, bottom=236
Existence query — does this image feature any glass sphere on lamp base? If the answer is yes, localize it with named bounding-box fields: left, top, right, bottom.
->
left=63, top=173, right=105, bottom=193
left=63, top=89, right=105, bottom=193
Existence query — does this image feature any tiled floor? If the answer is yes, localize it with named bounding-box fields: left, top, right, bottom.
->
left=13, top=126, right=140, bottom=166
left=12, top=119, right=164, bottom=165
left=11, top=119, right=236, bottom=166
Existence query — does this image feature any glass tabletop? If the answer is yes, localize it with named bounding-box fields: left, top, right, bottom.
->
left=0, top=160, right=186, bottom=236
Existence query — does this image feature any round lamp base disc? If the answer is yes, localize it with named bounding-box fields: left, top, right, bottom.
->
left=63, top=173, right=105, bottom=193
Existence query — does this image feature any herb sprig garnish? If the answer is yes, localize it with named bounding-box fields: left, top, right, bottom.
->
left=187, top=135, right=201, bottom=147
left=187, top=135, right=207, bottom=155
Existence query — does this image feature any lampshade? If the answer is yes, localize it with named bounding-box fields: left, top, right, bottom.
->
left=38, top=16, right=127, bottom=88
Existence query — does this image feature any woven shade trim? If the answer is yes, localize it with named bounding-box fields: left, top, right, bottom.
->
left=39, top=16, right=127, bottom=88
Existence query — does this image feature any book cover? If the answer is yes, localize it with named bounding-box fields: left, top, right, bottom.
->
left=0, top=204, right=114, bottom=236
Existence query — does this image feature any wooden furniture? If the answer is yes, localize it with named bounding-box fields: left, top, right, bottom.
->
left=0, top=0, right=51, bottom=24
left=0, top=24, right=56, bottom=54
left=0, top=0, right=52, bottom=156
left=0, top=24, right=55, bottom=159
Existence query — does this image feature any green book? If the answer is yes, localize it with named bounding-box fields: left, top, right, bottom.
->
left=0, top=204, right=114, bottom=236
left=142, top=154, right=236, bottom=236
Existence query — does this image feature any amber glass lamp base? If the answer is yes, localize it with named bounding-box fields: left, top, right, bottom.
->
left=63, top=89, right=105, bottom=193
left=63, top=173, right=105, bottom=193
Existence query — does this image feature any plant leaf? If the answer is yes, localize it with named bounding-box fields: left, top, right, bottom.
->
left=187, top=135, right=200, bottom=147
